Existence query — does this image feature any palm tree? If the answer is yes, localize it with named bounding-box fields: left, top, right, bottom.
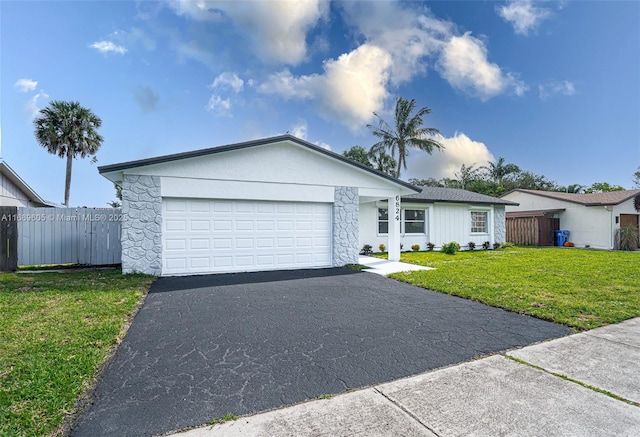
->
left=34, top=101, right=103, bottom=206
left=482, top=157, right=520, bottom=186
left=367, top=97, right=443, bottom=178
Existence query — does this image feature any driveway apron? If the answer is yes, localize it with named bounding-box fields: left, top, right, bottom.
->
left=71, top=268, right=569, bottom=437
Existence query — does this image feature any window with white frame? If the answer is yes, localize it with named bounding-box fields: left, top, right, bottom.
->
left=378, top=208, right=389, bottom=234
left=403, top=209, right=426, bottom=234
left=378, top=208, right=427, bottom=234
left=471, top=211, right=488, bottom=233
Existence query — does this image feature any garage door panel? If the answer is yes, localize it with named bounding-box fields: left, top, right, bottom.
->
left=163, top=199, right=332, bottom=275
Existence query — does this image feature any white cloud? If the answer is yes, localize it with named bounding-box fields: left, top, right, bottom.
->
left=496, top=0, right=552, bottom=35
left=289, top=121, right=308, bottom=139
left=14, top=78, right=38, bottom=92
left=259, top=44, right=392, bottom=131
left=340, top=2, right=450, bottom=86
left=205, top=95, right=231, bottom=115
left=437, top=33, right=527, bottom=100
left=538, top=80, right=576, bottom=100
left=211, top=72, right=244, bottom=93
left=169, top=0, right=328, bottom=65
left=287, top=120, right=331, bottom=150
left=405, top=132, right=494, bottom=181
left=90, top=40, right=127, bottom=55
left=26, top=90, right=50, bottom=118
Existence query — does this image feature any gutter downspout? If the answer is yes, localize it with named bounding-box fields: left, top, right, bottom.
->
left=605, top=205, right=614, bottom=249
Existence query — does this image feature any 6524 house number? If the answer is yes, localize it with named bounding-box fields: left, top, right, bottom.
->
left=395, top=195, right=401, bottom=221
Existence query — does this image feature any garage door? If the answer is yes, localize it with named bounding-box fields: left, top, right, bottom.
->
left=162, top=199, right=332, bottom=275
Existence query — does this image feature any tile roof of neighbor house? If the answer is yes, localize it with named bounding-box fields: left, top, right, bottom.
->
left=404, top=187, right=519, bottom=206
left=0, top=160, right=57, bottom=207
left=98, top=134, right=420, bottom=192
left=503, top=189, right=640, bottom=206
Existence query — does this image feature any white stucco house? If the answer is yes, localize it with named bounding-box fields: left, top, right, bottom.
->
left=99, top=136, right=515, bottom=276
left=0, top=161, right=55, bottom=207
left=501, top=189, right=640, bottom=249
left=359, top=187, right=518, bottom=252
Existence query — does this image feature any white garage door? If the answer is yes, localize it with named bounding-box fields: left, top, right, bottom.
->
left=162, top=198, right=332, bottom=275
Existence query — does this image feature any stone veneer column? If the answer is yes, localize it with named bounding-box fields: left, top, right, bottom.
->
left=121, top=175, right=162, bottom=275
left=494, top=206, right=506, bottom=244
left=333, top=187, right=359, bottom=266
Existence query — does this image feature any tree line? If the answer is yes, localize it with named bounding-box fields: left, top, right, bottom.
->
left=344, top=96, right=638, bottom=197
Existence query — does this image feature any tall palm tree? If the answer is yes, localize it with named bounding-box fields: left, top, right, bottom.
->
left=367, top=97, right=443, bottom=178
left=482, top=157, right=520, bottom=186
left=34, top=101, right=103, bottom=206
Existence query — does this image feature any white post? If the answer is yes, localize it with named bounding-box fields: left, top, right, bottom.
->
left=388, top=195, right=401, bottom=261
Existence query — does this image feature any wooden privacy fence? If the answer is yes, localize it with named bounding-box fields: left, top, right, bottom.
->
left=506, top=215, right=559, bottom=246
left=0, top=207, right=123, bottom=269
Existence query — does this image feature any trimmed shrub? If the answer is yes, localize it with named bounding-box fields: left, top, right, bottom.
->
left=427, top=242, right=435, bottom=251
left=411, top=244, right=420, bottom=251
left=493, top=242, right=501, bottom=249
left=502, top=242, right=516, bottom=248
left=360, top=244, right=373, bottom=255
left=482, top=241, right=491, bottom=250
left=467, top=242, right=476, bottom=250
left=441, top=241, right=461, bottom=255
left=379, top=243, right=386, bottom=253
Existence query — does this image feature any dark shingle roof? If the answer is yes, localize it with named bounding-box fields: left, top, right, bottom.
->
left=502, top=189, right=640, bottom=206
left=404, top=187, right=519, bottom=206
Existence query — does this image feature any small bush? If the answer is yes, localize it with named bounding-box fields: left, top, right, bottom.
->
left=441, top=241, right=461, bottom=255
left=427, top=242, right=435, bottom=251
left=502, top=242, right=516, bottom=248
left=411, top=244, right=420, bottom=251
left=482, top=241, right=491, bottom=250
left=467, top=242, right=476, bottom=250
left=360, top=244, right=373, bottom=255
left=493, top=242, right=501, bottom=249
left=617, top=226, right=639, bottom=251
left=379, top=243, right=386, bottom=252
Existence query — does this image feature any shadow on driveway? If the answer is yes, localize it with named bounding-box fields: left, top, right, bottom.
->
left=71, top=267, right=570, bottom=437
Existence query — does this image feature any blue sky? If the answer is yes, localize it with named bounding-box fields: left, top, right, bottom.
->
left=2, top=0, right=639, bottom=207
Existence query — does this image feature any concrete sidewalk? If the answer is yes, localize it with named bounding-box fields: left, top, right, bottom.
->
left=170, top=318, right=640, bottom=437
left=358, top=255, right=434, bottom=275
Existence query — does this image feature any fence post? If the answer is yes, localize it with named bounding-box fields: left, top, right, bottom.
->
left=1, top=206, right=18, bottom=272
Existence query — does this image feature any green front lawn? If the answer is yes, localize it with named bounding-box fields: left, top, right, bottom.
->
left=388, top=247, right=639, bottom=330
left=0, top=269, right=153, bottom=437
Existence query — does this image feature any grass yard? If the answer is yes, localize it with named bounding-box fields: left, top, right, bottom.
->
left=388, top=247, right=639, bottom=330
left=0, top=269, right=153, bottom=437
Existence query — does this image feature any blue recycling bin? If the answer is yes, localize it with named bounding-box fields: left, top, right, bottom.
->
left=555, top=230, right=570, bottom=246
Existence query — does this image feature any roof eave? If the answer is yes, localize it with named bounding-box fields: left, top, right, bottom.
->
left=98, top=134, right=420, bottom=193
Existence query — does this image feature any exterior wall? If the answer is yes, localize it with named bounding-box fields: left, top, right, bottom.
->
left=359, top=202, right=500, bottom=252
left=128, top=141, right=415, bottom=199
left=121, top=175, right=162, bottom=274
left=503, top=191, right=626, bottom=249
left=333, top=187, right=359, bottom=266
left=0, top=172, right=30, bottom=207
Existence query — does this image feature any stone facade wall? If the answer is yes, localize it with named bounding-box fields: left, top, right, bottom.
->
left=495, top=206, right=506, bottom=244
left=333, top=187, right=359, bottom=266
left=121, top=175, right=162, bottom=275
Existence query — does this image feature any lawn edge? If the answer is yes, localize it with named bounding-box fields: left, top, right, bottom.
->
left=50, top=277, right=155, bottom=437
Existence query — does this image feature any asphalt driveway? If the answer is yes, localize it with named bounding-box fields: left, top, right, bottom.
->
left=71, top=268, right=570, bottom=437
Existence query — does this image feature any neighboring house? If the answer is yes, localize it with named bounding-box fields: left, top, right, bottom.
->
left=359, top=187, right=518, bottom=252
left=500, top=189, right=640, bottom=249
left=99, top=135, right=420, bottom=276
left=0, top=160, right=56, bottom=207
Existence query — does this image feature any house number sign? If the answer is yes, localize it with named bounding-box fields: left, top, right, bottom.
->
left=395, top=195, right=401, bottom=221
